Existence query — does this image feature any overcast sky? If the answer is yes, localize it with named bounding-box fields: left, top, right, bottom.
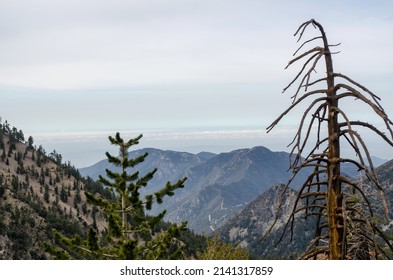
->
left=1, top=0, right=393, bottom=167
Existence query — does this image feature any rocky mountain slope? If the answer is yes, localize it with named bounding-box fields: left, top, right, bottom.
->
left=0, top=124, right=109, bottom=259
left=372, top=159, right=393, bottom=222
left=217, top=184, right=316, bottom=259
left=218, top=161, right=393, bottom=259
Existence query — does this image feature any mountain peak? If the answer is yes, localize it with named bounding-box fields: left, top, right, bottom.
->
left=80, top=145, right=310, bottom=234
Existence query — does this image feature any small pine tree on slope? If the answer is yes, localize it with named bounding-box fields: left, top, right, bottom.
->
left=50, top=133, right=187, bottom=259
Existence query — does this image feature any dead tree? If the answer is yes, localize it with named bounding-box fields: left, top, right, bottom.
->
left=266, top=19, right=393, bottom=259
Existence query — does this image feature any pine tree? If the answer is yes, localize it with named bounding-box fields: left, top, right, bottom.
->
left=44, top=185, right=50, bottom=203
left=51, top=133, right=188, bottom=259
left=27, top=136, right=34, bottom=149
left=60, top=185, right=68, bottom=203
left=0, top=175, right=5, bottom=198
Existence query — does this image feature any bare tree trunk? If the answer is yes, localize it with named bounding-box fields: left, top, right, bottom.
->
left=318, top=22, right=344, bottom=260
left=265, top=19, right=393, bottom=259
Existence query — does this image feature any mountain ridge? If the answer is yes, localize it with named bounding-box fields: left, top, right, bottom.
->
left=80, top=145, right=313, bottom=234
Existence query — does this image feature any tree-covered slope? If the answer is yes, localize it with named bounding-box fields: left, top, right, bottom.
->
left=0, top=121, right=111, bottom=259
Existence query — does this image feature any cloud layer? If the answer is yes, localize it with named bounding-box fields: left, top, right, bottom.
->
left=1, top=0, right=393, bottom=166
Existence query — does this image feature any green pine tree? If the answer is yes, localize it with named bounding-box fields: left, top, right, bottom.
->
left=51, top=133, right=188, bottom=259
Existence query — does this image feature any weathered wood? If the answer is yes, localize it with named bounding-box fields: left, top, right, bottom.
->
left=265, top=19, right=393, bottom=260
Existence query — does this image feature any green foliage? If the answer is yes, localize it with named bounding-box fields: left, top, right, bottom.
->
left=11, top=175, right=19, bottom=192
left=44, top=185, right=50, bottom=203
left=1, top=148, right=5, bottom=162
left=51, top=133, right=188, bottom=259
left=197, top=235, right=249, bottom=260
left=60, top=185, right=68, bottom=203
left=83, top=176, right=114, bottom=201
left=44, top=242, right=72, bottom=260
left=27, top=136, right=34, bottom=149
left=0, top=174, right=5, bottom=198
left=0, top=209, right=6, bottom=235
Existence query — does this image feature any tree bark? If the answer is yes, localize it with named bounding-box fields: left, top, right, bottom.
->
left=316, top=21, right=344, bottom=260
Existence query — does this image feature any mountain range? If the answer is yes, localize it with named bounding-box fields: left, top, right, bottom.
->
left=2, top=119, right=392, bottom=259
left=80, top=146, right=313, bottom=234
left=80, top=145, right=393, bottom=258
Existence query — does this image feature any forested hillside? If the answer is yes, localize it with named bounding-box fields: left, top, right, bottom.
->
left=0, top=121, right=113, bottom=258
left=0, top=121, right=208, bottom=259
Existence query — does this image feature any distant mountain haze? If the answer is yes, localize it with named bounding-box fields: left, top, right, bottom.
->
left=80, top=146, right=313, bottom=234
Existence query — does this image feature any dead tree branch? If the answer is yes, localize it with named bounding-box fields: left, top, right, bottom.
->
left=264, top=19, right=393, bottom=259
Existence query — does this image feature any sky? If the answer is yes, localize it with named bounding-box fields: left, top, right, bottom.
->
left=1, top=0, right=393, bottom=167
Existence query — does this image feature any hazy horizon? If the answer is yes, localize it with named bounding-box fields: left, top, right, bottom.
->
left=1, top=0, right=393, bottom=167
left=19, top=126, right=391, bottom=168
left=27, top=126, right=286, bottom=167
